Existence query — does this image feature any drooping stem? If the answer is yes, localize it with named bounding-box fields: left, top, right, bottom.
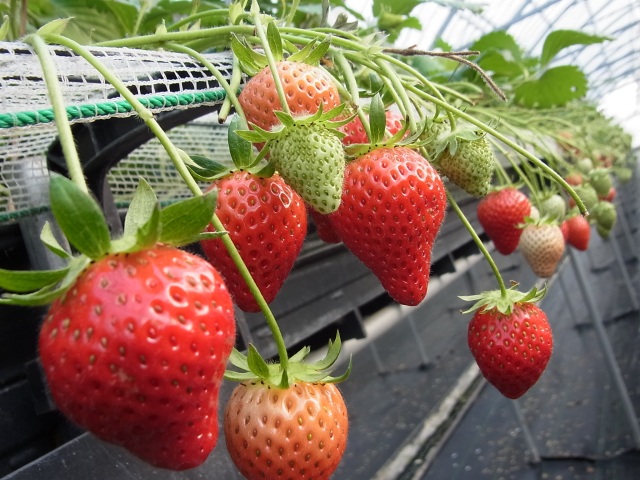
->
left=333, top=52, right=371, bottom=141
left=27, top=35, right=89, bottom=194
left=447, top=191, right=507, bottom=297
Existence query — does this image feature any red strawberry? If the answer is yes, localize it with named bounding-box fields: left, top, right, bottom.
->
left=39, top=245, right=236, bottom=470
left=564, top=215, right=590, bottom=251
left=328, top=146, right=447, bottom=306
left=468, top=301, right=553, bottom=399
left=224, top=381, right=348, bottom=480
left=239, top=61, right=340, bottom=133
left=477, top=187, right=531, bottom=255
left=200, top=171, right=307, bottom=312
left=340, top=109, right=404, bottom=145
left=565, top=172, right=583, bottom=186
left=308, top=205, right=341, bottom=244
left=519, top=223, right=565, bottom=278
left=600, top=186, right=616, bottom=202
left=560, top=220, right=570, bottom=242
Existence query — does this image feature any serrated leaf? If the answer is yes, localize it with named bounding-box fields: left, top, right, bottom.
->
left=158, top=190, right=218, bottom=246
left=368, top=94, right=386, bottom=144
left=37, top=17, right=72, bottom=36
left=289, top=346, right=311, bottom=363
left=309, top=332, right=342, bottom=371
left=266, top=21, right=283, bottom=61
left=515, top=65, right=588, bottom=108
left=40, top=222, right=71, bottom=259
left=0, top=266, right=69, bottom=293
left=49, top=174, right=111, bottom=259
left=540, top=29, right=610, bottom=66
left=228, top=116, right=253, bottom=170
left=247, top=344, right=271, bottom=378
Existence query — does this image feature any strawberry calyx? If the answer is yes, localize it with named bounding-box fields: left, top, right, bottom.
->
left=0, top=175, right=220, bottom=307
left=224, top=333, right=352, bottom=389
left=460, top=284, right=547, bottom=316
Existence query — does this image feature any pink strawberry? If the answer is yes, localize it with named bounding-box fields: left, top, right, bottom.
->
left=340, top=109, right=404, bottom=145
left=519, top=223, right=565, bottom=278
left=328, top=147, right=447, bottom=306
left=563, top=215, right=590, bottom=251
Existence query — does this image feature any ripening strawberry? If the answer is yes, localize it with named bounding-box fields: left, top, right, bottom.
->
left=239, top=61, right=341, bottom=133
left=200, top=171, right=307, bottom=312
left=589, top=168, right=613, bottom=197
left=39, top=245, right=236, bottom=470
left=519, top=223, right=565, bottom=278
left=565, top=172, right=583, bottom=186
left=437, top=136, right=495, bottom=197
left=224, top=381, right=348, bottom=480
left=563, top=214, right=590, bottom=251
left=340, top=109, right=404, bottom=145
left=328, top=146, right=447, bottom=306
left=468, top=301, right=553, bottom=399
left=269, top=123, right=345, bottom=214
left=477, top=187, right=531, bottom=256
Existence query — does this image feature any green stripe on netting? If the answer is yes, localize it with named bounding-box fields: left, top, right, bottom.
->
left=0, top=89, right=227, bottom=129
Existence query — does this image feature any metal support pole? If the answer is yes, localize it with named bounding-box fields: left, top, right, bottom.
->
left=608, top=234, right=640, bottom=311
left=568, top=248, right=640, bottom=448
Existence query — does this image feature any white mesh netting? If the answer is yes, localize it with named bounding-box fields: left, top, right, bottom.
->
left=0, top=41, right=236, bottom=224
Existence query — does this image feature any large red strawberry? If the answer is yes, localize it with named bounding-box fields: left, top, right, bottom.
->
left=477, top=187, right=531, bottom=255
left=224, top=381, right=348, bottom=479
left=200, top=171, right=307, bottom=312
left=239, top=61, right=340, bottom=133
left=328, top=146, right=447, bottom=306
left=563, top=214, right=590, bottom=251
left=39, top=245, right=236, bottom=470
left=519, top=222, right=565, bottom=278
left=0, top=174, right=235, bottom=470
left=467, top=297, right=553, bottom=399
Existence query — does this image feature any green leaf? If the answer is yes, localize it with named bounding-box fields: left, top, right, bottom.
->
left=477, top=51, right=524, bottom=79
left=373, top=0, right=421, bottom=16
left=37, top=17, right=72, bottom=36
left=40, top=222, right=71, bottom=259
left=49, top=174, right=111, bottom=259
left=230, top=34, right=266, bottom=75
left=515, top=65, right=588, bottom=108
left=266, top=21, right=283, bottom=61
left=247, top=344, right=271, bottom=378
left=298, top=35, right=332, bottom=66
left=309, top=332, right=342, bottom=371
left=158, top=190, right=218, bottom=246
left=540, top=29, right=610, bottom=66
left=247, top=160, right=276, bottom=178
left=470, top=30, right=522, bottom=62
left=228, top=116, right=253, bottom=170
left=0, top=266, right=69, bottom=293
left=0, top=15, right=9, bottom=41
left=368, top=94, right=386, bottom=144
left=186, top=154, right=231, bottom=181
left=287, top=38, right=318, bottom=63
left=123, top=178, right=158, bottom=236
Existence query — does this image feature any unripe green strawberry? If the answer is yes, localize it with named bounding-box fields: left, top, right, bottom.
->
left=539, top=194, right=566, bottom=221
left=269, top=123, right=345, bottom=214
left=591, top=201, right=617, bottom=230
left=437, top=136, right=495, bottom=197
left=570, top=184, right=599, bottom=211
left=519, top=223, right=565, bottom=278
left=596, top=223, right=613, bottom=239
left=588, top=168, right=613, bottom=196
left=576, top=158, right=594, bottom=175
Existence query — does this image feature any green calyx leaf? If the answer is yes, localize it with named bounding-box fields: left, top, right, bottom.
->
left=224, top=332, right=351, bottom=387
left=0, top=266, right=69, bottom=293
left=228, top=116, right=255, bottom=170
left=112, top=178, right=161, bottom=253
left=460, top=284, right=547, bottom=315
left=230, top=34, right=267, bottom=76
left=40, top=222, right=71, bottom=259
left=158, top=190, right=218, bottom=247
left=49, top=174, right=112, bottom=260
left=288, top=35, right=332, bottom=66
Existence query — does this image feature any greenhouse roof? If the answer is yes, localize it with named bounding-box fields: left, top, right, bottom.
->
left=345, top=0, right=640, bottom=145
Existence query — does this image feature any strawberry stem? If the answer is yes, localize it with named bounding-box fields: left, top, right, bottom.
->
left=333, top=52, right=372, bottom=142
left=27, top=35, right=89, bottom=195
left=446, top=191, right=508, bottom=297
